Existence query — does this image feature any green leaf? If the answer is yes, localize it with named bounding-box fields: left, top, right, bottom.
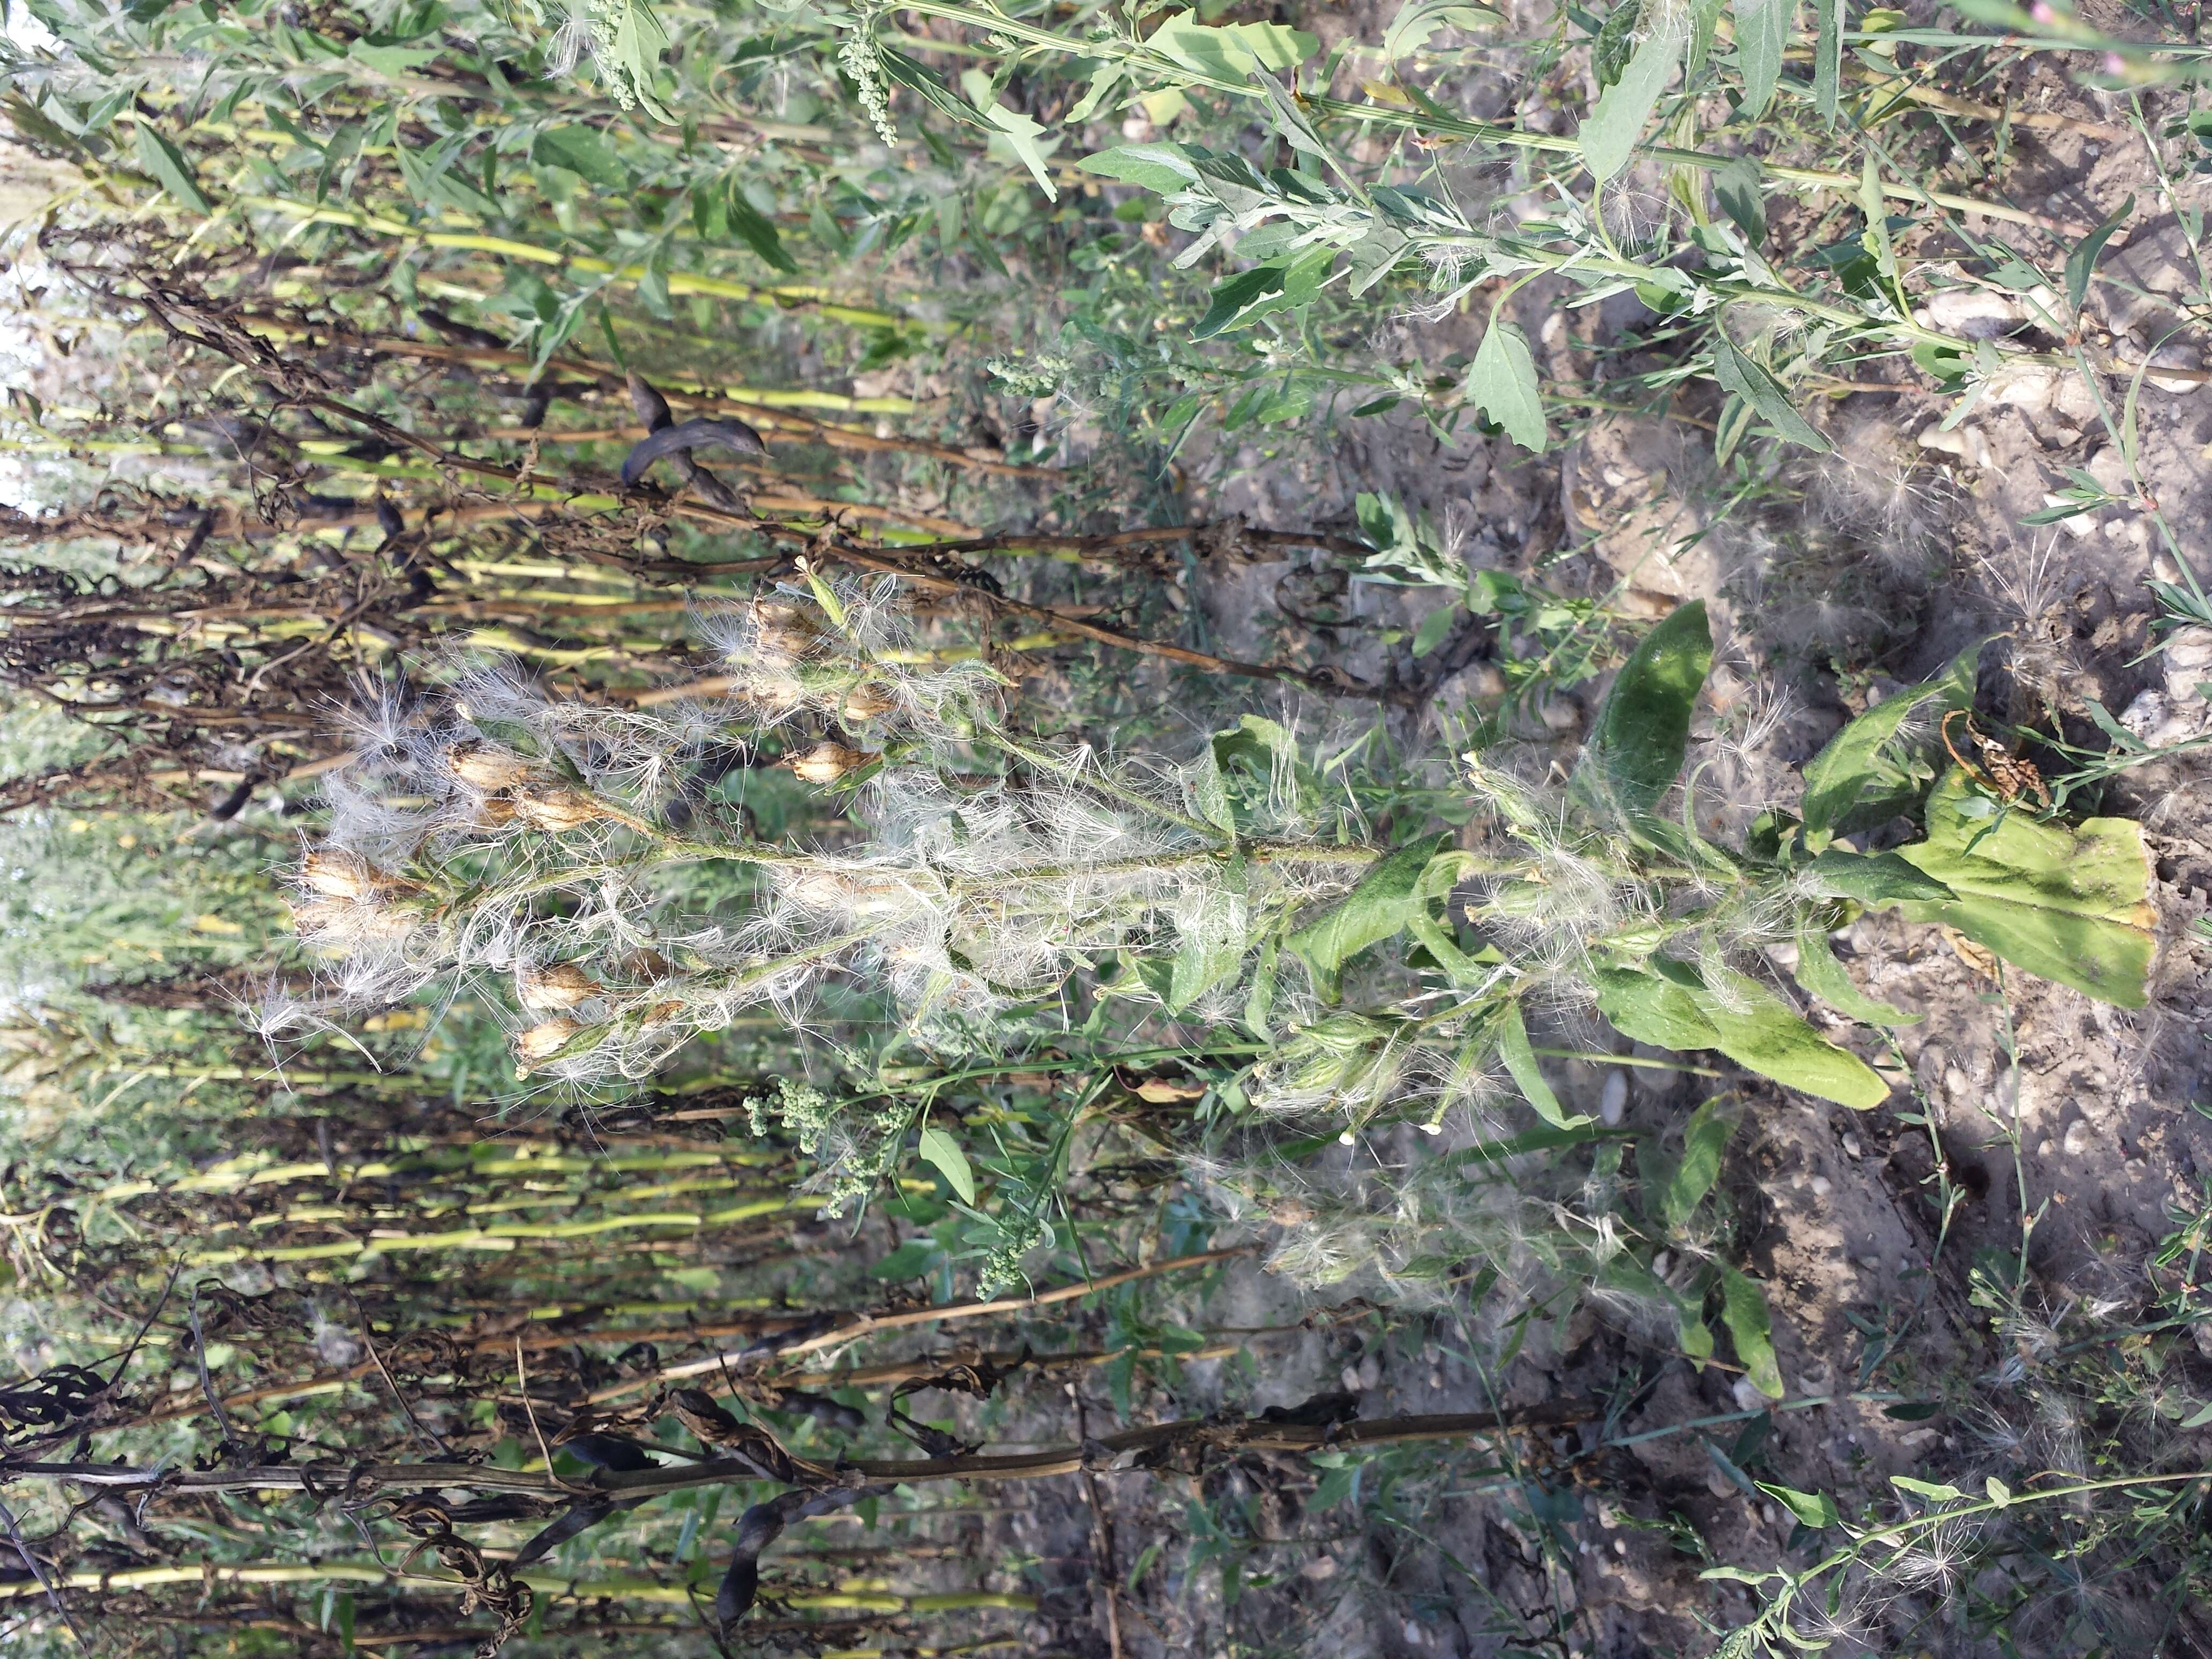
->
left=1662, top=1096, right=1737, bottom=1230
left=1498, top=1000, right=1588, bottom=1129
left=1595, top=959, right=1889, bottom=1109
left=1411, top=602, right=1461, bottom=657
left=1286, top=834, right=1452, bottom=998
left=1798, top=642, right=1980, bottom=840
left=1468, top=318, right=1546, bottom=452
left=1709, top=331, right=1832, bottom=452
left=1793, top=925, right=1920, bottom=1026
left=2065, top=192, right=2135, bottom=312
left=1579, top=17, right=1686, bottom=184
left=532, top=126, right=626, bottom=189
left=1756, top=1482, right=1841, bottom=1529
left=1896, top=769, right=2155, bottom=1007
left=1148, top=11, right=1319, bottom=82
left=1891, top=1475, right=1966, bottom=1502
left=1593, top=962, right=1723, bottom=1051
left=1193, top=266, right=1287, bottom=340
left=1577, top=599, right=1711, bottom=820
left=916, top=1125, right=976, bottom=1204
left=1731, top=0, right=1793, bottom=118
left=725, top=186, right=798, bottom=274
left=1985, top=1475, right=2013, bottom=1507
left=1800, top=848, right=1954, bottom=905
left=1718, top=1265, right=1784, bottom=1399
left=1382, top=0, right=1501, bottom=59
left=1593, top=0, right=1643, bottom=88
left=132, top=123, right=213, bottom=214
left=1811, top=0, right=1840, bottom=118
left=1076, top=142, right=1198, bottom=193
left=879, top=47, right=991, bottom=130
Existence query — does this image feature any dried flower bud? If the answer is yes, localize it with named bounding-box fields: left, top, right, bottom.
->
left=473, top=796, right=520, bottom=828
left=840, top=682, right=898, bottom=721
left=623, top=948, right=676, bottom=982
left=515, top=787, right=607, bottom=832
left=448, top=743, right=541, bottom=792
left=750, top=600, right=822, bottom=661
left=301, top=851, right=413, bottom=902
left=638, top=998, right=689, bottom=1027
left=520, top=962, right=603, bottom=1011
left=514, top=1017, right=582, bottom=1063
left=782, top=742, right=876, bottom=786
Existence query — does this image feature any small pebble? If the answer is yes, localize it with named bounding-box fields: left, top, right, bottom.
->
left=1810, top=1176, right=1833, bottom=1198
left=2063, top=1119, right=2092, bottom=1157
left=1842, top=1132, right=1864, bottom=1158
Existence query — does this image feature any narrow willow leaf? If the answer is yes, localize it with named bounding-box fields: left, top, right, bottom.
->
left=1580, top=18, right=1686, bottom=184
left=1793, top=925, right=1920, bottom=1026
left=1578, top=599, right=1711, bottom=819
left=2066, top=192, right=2135, bottom=312
left=133, top=124, right=213, bottom=214
left=1719, top=1264, right=1785, bottom=1399
left=1498, top=1000, right=1589, bottom=1129
left=1468, top=319, right=1546, bottom=452
left=1662, top=1097, right=1737, bottom=1229
left=1892, top=1475, right=1966, bottom=1502
left=1896, top=769, right=2156, bottom=1007
left=1709, top=332, right=1832, bottom=452
left=916, top=1125, right=976, bottom=1204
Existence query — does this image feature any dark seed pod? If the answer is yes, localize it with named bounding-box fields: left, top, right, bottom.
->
left=621, top=417, right=766, bottom=485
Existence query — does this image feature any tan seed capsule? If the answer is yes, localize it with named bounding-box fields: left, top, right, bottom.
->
left=520, top=962, right=603, bottom=1011
left=515, top=787, right=606, bottom=831
left=638, top=999, right=689, bottom=1026
left=473, top=796, right=520, bottom=828
left=840, top=682, right=898, bottom=721
left=783, top=742, right=876, bottom=785
left=446, top=743, right=540, bottom=791
left=514, top=1017, right=581, bottom=1063
left=300, top=851, right=412, bottom=901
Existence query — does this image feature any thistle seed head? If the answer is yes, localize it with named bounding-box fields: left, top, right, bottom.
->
left=519, top=962, right=603, bottom=1011
left=447, top=742, right=542, bottom=792
left=514, top=786, right=607, bottom=832
left=783, top=742, right=876, bottom=785
left=514, top=1016, right=582, bottom=1063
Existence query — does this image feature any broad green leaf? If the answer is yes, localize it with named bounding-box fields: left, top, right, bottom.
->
left=1798, top=642, right=1980, bottom=840
left=1709, top=331, right=1832, bottom=452
left=1411, top=602, right=1461, bottom=657
left=1757, top=1482, right=1841, bottom=1529
left=1662, top=1096, right=1737, bottom=1229
left=1593, top=962, right=1722, bottom=1051
left=960, top=76, right=1059, bottom=200
left=1383, top=0, right=1502, bottom=59
left=1075, top=142, right=1198, bottom=193
left=1892, top=1475, right=1966, bottom=1502
left=1730, top=0, right=1792, bottom=112
left=1149, top=12, right=1319, bottom=81
left=1468, top=319, right=1546, bottom=452
left=533, top=126, right=626, bottom=189
left=916, top=1125, right=976, bottom=1204
left=1800, top=848, right=1954, bottom=905
left=1596, top=959, right=1889, bottom=1109
left=1811, top=0, right=1840, bottom=118
left=1287, top=834, right=1452, bottom=998
left=1194, top=266, right=1287, bottom=339
left=1578, top=599, right=1711, bottom=820
left=350, top=40, right=440, bottom=77
left=133, top=123, right=213, bottom=214
left=1896, top=769, right=2155, bottom=1007
left=1498, top=1000, right=1588, bottom=1129
left=1595, top=1252, right=1710, bottom=1359
left=1579, top=17, right=1686, bottom=184
left=1719, top=1264, right=1784, bottom=1399
left=1189, top=743, right=1237, bottom=837
left=1792, top=925, right=1919, bottom=1026
left=1167, top=893, right=1246, bottom=1013
left=1985, top=1475, right=2013, bottom=1507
